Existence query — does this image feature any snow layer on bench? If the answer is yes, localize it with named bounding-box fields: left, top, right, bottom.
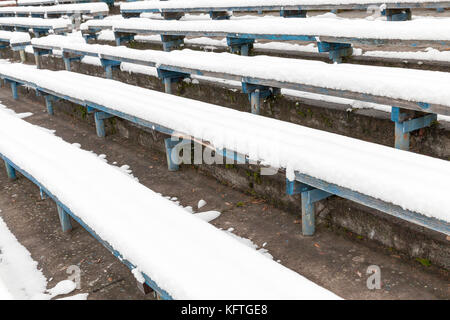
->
left=0, top=105, right=340, bottom=300
left=30, top=37, right=450, bottom=109
left=0, top=3, right=109, bottom=14
left=0, top=62, right=449, bottom=224
left=102, top=16, right=450, bottom=41
left=0, top=17, right=71, bottom=28
left=0, top=216, right=48, bottom=299
left=0, top=30, right=30, bottom=44
left=121, top=0, right=450, bottom=10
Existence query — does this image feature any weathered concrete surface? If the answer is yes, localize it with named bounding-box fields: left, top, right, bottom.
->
left=0, top=90, right=448, bottom=299
left=5, top=51, right=450, bottom=270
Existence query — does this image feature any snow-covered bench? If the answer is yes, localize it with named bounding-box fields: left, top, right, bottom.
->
left=16, top=0, right=103, bottom=6
left=0, top=17, right=71, bottom=36
left=0, top=3, right=109, bottom=19
left=0, top=62, right=449, bottom=238
left=31, top=37, right=447, bottom=151
left=120, top=0, right=450, bottom=21
left=81, top=16, right=450, bottom=62
left=0, top=103, right=341, bottom=300
left=0, top=30, right=30, bottom=49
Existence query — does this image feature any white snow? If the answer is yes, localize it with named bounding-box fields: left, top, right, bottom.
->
left=0, top=30, right=30, bottom=45
left=56, top=293, right=89, bottom=300
left=29, top=37, right=450, bottom=110
left=0, top=216, right=48, bottom=299
left=193, top=210, right=221, bottom=222
left=0, top=1, right=16, bottom=8
left=46, top=280, right=76, bottom=297
left=121, top=0, right=450, bottom=11
left=0, top=106, right=341, bottom=299
left=82, top=16, right=450, bottom=42
left=197, top=199, right=207, bottom=209
left=0, top=3, right=109, bottom=15
left=0, top=17, right=71, bottom=29
left=0, top=62, right=448, bottom=225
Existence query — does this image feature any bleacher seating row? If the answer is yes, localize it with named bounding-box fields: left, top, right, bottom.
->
left=0, top=101, right=342, bottom=299
left=31, top=36, right=447, bottom=151
left=81, top=16, right=450, bottom=62
left=120, top=0, right=450, bottom=21
left=0, top=17, right=71, bottom=36
left=0, top=62, right=448, bottom=238
left=0, top=0, right=449, bottom=297
left=0, top=2, right=109, bottom=19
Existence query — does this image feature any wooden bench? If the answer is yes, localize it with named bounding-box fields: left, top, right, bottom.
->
left=0, top=17, right=71, bottom=36
left=31, top=37, right=447, bottom=151
left=120, top=0, right=450, bottom=21
left=0, top=62, right=448, bottom=238
left=0, top=81, right=341, bottom=300
left=81, top=16, right=450, bottom=62
left=0, top=2, right=109, bottom=19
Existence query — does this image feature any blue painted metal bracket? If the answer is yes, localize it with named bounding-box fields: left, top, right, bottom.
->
left=280, top=9, right=307, bottom=17
left=242, top=82, right=280, bottom=114
left=63, top=55, right=82, bottom=72
left=3, top=159, right=16, bottom=180
left=391, top=107, right=437, bottom=150
left=209, top=11, right=231, bottom=20
left=33, top=47, right=52, bottom=69
left=226, top=37, right=255, bottom=56
left=42, top=94, right=60, bottom=115
left=295, top=172, right=450, bottom=236
left=301, top=187, right=332, bottom=236
left=32, top=27, right=51, bottom=38
left=100, top=58, right=121, bottom=79
left=57, top=204, right=73, bottom=232
left=4, top=79, right=23, bottom=100
left=164, top=138, right=192, bottom=171
left=382, top=8, right=412, bottom=21
left=114, top=31, right=135, bottom=46
left=286, top=178, right=332, bottom=235
left=122, top=11, right=141, bottom=18
left=317, top=41, right=353, bottom=63
left=0, top=152, right=173, bottom=299
left=39, top=187, right=48, bottom=200
left=161, top=11, right=185, bottom=20
left=286, top=179, right=314, bottom=195
left=94, top=111, right=114, bottom=138
left=157, top=68, right=190, bottom=94
left=160, top=34, right=185, bottom=52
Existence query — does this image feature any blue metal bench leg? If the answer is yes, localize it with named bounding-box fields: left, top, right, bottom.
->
left=105, top=65, right=113, bottom=79
left=300, top=188, right=332, bottom=236
left=157, top=68, right=190, bottom=95
left=100, top=59, right=121, bottom=80
left=163, top=78, right=172, bottom=94
left=94, top=111, right=114, bottom=138
left=391, top=106, right=437, bottom=151
left=394, top=121, right=410, bottom=150
left=301, top=191, right=315, bottom=236
left=242, top=82, right=280, bottom=115
left=164, top=138, right=181, bottom=171
left=57, top=204, right=72, bottom=232
left=63, top=57, right=71, bottom=71
left=10, top=81, right=18, bottom=100
left=4, top=160, right=16, bottom=180
left=317, top=42, right=353, bottom=63
left=44, top=95, right=54, bottom=115
left=250, top=90, right=261, bottom=114
left=227, top=37, right=254, bottom=56
left=286, top=179, right=331, bottom=236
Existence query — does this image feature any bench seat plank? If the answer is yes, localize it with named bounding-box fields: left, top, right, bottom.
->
left=0, top=62, right=448, bottom=229
left=0, top=105, right=341, bottom=300
left=31, top=37, right=450, bottom=116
